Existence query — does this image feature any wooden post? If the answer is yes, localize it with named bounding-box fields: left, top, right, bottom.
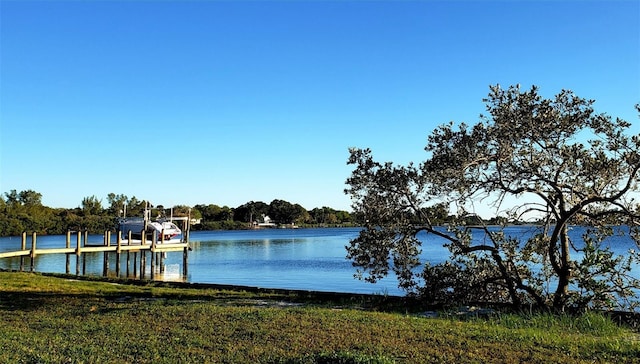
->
left=140, top=229, right=146, bottom=279
left=82, top=230, right=87, bottom=275
left=30, top=232, right=36, bottom=272
left=20, top=232, right=26, bottom=271
left=158, top=228, right=164, bottom=272
left=133, top=252, right=137, bottom=277
left=150, top=233, right=157, bottom=279
left=82, top=230, right=88, bottom=275
left=65, top=231, right=71, bottom=274
left=126, top=250, right=130, bottom=277
left=185, top=219, right=190, bottom=245
left=116, top=231, right=122, bottom=276
left=183, top=246, right=189, bottom=277
left=76, top=231, right=81, bottom=275
left=183, top=219, right=189, bottom=277
left=103, top=231, right=110, bottom=276
left=127, top=231, right=132, bottom=277
left=140, top=250, right=146, bottom=279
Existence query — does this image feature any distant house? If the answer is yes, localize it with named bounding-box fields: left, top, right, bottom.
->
left=256, top=215, right=277, bottom=228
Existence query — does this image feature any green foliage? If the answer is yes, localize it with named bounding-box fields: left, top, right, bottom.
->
left=195, top=203, right=234, bottom=222
left=269, top=199, right=310, bottom=224
left=198, top=220, right=248, bottom=231
left=0, top=189, right=57, bottom=235
left=309, top=207, right=356, bottom=225
left=81, top=195, right=103, bottom=216
left=193, top=200, right=352, bottom=229
left=345, top=85, right=640, bottom=311
left=106, top=193, right=128, bottom=216
left=0, top=190, right=354, bottom=236
left=491, top=311, right=622, bottom=337
left=0, top=192, right=126, bottom=235
left=234, top=201, right=270, bottom=222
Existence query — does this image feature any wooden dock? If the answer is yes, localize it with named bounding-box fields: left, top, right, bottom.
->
left=0, top=230, right=190, bottom=279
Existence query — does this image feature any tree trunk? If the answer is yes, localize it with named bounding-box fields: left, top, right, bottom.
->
left=553, top=226, right=571, bottom=309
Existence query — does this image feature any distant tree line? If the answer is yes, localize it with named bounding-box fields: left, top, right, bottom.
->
left=196, top=200, right=357, bottom=231
left=0, top=190, right=357, bottom=237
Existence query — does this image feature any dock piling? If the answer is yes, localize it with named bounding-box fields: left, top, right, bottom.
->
left=20, top=232, right=26, bottom=271
left=103, top=231, right=110, bottom=276
left=76, top=231, right=81, bottom=275
left=65, top=231, right=71, bottom=274
left=116, top=232, right=122, bottom=276
left=1, top=229, right=189, bottom=281
left=30, top=232, right=36, bottom=272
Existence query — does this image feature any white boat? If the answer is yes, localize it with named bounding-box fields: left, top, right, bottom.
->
left=118, top=217, right=182, bottom=241
left=118, top=205, right=184, bottom=243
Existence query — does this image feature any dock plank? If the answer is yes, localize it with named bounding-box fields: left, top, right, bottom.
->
left=0, top=250, right=30, bottom=259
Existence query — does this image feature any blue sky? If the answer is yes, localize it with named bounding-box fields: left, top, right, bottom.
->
left=1, top=1, right=639, bottom=212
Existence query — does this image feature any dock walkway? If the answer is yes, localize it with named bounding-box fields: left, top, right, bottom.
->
left=0, top=230, right=189, bottom=279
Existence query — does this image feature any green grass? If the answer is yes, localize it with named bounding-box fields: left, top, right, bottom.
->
left=0, top=271, right=638, bottom=363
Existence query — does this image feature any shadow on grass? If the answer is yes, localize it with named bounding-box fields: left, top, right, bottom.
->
left=0, top=270, right=427, bottom=315
left=3, top=270, right=639, bottom=330
left=271, top=351, right=396, bottom=364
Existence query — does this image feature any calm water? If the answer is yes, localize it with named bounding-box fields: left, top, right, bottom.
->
left=0, top=226, right=637, bottom=297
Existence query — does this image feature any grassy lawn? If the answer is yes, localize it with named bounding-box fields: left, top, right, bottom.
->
left=0, top=271, right=638, bottom=363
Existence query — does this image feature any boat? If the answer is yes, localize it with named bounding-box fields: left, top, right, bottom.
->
left=117, top=205, right=183, bottom=243
left=118, top=217, right=182, bottom=241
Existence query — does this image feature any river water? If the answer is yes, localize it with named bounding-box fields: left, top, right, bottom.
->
left=0, top=226, right=637, bottom=297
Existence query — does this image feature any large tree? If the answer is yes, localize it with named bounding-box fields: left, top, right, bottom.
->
left=234, top=201, right=269, bottom=223
left=268, top=199, right=309, bottom=225
left=107, top=193, right=128, bottom=216
left=345, top=85, right=640, bottom=311
left=81, top=195, right=103, bottom=216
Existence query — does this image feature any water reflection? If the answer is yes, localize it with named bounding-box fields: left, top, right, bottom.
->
left=1, top=226, right=637, bottom=297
